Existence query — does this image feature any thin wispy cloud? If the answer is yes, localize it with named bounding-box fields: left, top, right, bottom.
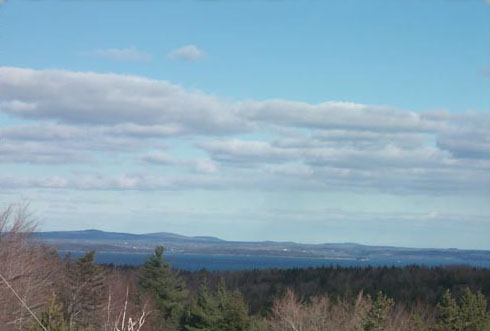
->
left=167, top=45, right=205, bottom=61
left=88, top=47, right=152, bottom=62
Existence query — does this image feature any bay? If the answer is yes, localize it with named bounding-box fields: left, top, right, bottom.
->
left=61, top=251, right=490, bottom=271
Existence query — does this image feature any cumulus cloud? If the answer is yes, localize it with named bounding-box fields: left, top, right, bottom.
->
left=271, top=130, right=429, bottom=151
left=0, top=67, right=450, bottom=135
left=89, top=48, right=152, bottom=62
left=0, top=67, right=245, bottom=134
left=196, top=132, right=489, bottom=194
left=240, top=99, right=444, bottom=133
left=167, top=45, right=205, bottom=61
left=0, top=123, right=170, bottom=164
left=437, top=129, right=490, bottom=159
left=0, top=66, right=488, bottom=195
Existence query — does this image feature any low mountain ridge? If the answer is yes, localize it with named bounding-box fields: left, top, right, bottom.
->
left=32, top=229, right=490, bottom=266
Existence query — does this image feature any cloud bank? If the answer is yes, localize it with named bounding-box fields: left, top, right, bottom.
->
left=0, top=66, right=488, bottom=196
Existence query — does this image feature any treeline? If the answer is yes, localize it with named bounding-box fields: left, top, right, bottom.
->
left=1, top=206, right=490, bottom=331
left=179, top=264, right=490, bottom=315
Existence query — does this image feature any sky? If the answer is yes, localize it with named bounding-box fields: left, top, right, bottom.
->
left=0, top=0, right=489, bottom=249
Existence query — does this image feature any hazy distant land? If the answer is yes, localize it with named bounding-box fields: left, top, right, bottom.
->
left=33, top=230, right=490, bottom=268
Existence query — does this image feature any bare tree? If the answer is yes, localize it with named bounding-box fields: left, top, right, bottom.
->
left=267, top=288, right=434, bottom=331
left=102, top=272, right=153, bottom=331
left=0, top=204, right=59, bottom=330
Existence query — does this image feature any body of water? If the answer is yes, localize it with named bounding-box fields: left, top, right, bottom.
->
left=62, top=251, right=490, bottom=271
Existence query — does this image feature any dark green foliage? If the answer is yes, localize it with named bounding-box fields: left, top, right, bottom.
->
left=138, top=246, right=188, bottom=326
left=181, top=281, right=221, bottom=331
left=180, top=265, right=490, bottom=315
left=362, top=291, right=394, bottom=331
left=220, top=290, right=251, bottom=331
left=61, top=251, right=106, bottom=330
left=436, top=289, right=460, bottom=330
left=435, top=288, right=490, bottom=331
left=458, top=288, right=490, bottom=331
left=181, top=279, right=251, bottom=331
left=29, top=293, right=69, bottom=331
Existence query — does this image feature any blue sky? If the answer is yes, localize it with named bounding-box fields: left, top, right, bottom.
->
left=0, top=0, right=489, bottom=249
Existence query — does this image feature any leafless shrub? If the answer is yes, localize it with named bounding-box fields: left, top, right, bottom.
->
left=0, top=204, right=59, bottom=330
left=102, top=272, right=154, bottom=331
left=267, top=288, right=432, bottom=331
left=267, top=288, right=367, bottom=331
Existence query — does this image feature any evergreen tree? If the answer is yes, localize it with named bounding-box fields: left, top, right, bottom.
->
left=435, top=288, right=490, bottom=331
left=362, top=291, right=394, bottom=331
left=181, top=279, right=251, bottom=331
left=436, top=289, right=460, bottom=331
left=457, top=288, right=490, bottom=331
left=138, top=246, right=188, bottom=326
left=219, top=289, right=251, bottom=331
left=181, top=280, right=221, bottom=331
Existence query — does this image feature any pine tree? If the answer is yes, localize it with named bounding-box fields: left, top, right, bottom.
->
left=435, top=288, right=490, bottom=331
left=138, top=246, right=188, bottom=326
left=219, top=289, right=251, bottom=331
left=458, top=288, right=490, bottom=331
left=361, top=291, right=394, bottom=331
left=181, top=280, right=221, bottom=331
left=180, top=279, right=251, bottom=331
left=436, top=289, right=460, bottom=331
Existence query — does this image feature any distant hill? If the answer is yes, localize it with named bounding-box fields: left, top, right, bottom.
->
left=32, top=229, right=490, bottom=266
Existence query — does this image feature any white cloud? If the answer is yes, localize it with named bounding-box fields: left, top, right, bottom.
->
left=437, top=129, right=490, bottom=159
left=0, top=67, right=246, bottom=134
left=0, top=66, right=488, bottom=195
left=240, top=99, right=444, bottom=133
left=0, top=124, right=171, bottom=164
left=89, top=48, right=151, bottom=62
left=196, top=135, right=490, bottom=194
left=167, top=45, right=205, bottom=61
left=0, top=67, right=453, bottom=135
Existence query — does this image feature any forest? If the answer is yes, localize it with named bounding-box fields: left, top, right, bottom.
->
left=1, top=206, right=489, bottom=331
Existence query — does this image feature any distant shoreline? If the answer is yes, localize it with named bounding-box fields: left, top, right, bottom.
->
left=60, top=250, right=490, bottom=271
